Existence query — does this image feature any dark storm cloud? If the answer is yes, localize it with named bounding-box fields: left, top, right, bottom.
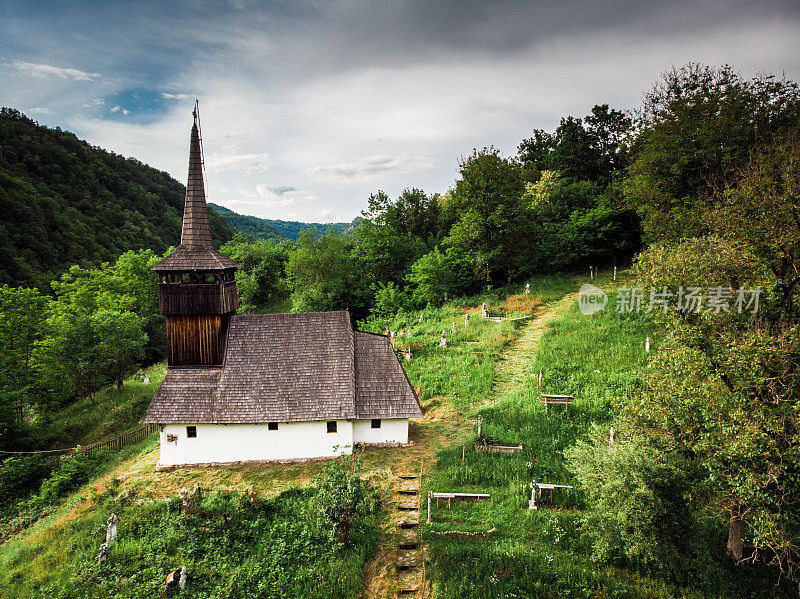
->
left=2, top=0, right=799, bottom=221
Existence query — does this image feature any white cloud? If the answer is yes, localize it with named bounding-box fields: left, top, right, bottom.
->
left=13, top=60, right=100, bottom=82
left=122, top=109, right=129, bottom=115
left=28, top=107, right=52, bottom=114
left=205, top=152, right=270, bottom=174
left=316, top=209, right=336, bottom=222
left=8, top=2, right=798, bottom=223
left=312, top=154, right=435, bottom=181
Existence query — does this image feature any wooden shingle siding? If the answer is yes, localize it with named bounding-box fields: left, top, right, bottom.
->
left=153, top=246, right=239, bottom=272
left=151, top=123, right=240, bottom=274
left=144, top=368, right=220, bottom=422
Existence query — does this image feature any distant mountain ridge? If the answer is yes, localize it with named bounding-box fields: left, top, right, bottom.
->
left=0, top=108, right=235, bottom=288
left=208, top=203, right=359, bottom=240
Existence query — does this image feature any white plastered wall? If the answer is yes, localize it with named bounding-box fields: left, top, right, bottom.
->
left=158, top=420, right=353, bottom=466
left=352, top=418, right=409, bottom=444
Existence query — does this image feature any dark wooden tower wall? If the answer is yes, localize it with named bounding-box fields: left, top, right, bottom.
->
left=151, top=109, right=241, bottom=368
left=166, top=315, right=226, bottom=366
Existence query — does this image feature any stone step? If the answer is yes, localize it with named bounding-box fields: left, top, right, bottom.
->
left=399, top=541, right=419, bottom=550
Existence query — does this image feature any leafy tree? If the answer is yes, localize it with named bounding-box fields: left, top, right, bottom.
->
left=624, top=64, right=800, bottom=242
left=353, top=220, right=413, bottom=289
left=362, top=188, right=441, bottom=243
left=370, top=282, right=409, bottom=319
left=566, top=427, right=698, bottom=573
left=285, top=230, right=367, bottom=314
left=518, top=104, right=630, bottom=184
left=36, top=310, right=103, bottom=401
left=524, top=173, right=639, bottom=271
left=584, top=103, right=632, bottom=181
left=313, top=458, right=370, bottom=546
left=709, top=134, right=800, bottom=315
left=517, top=129, right=555, bottom=182
left=406, top=247, right=474, bottom=307
left=626, top=237, right=800, bottom=577
left=92, top=309, right=147, bottom=389
left=446, top=148, right=528, bottom=284
left=545, top=116, right=604, bottom=182
left=0, top=285, right=49, bottom=414
left=220, top=234, right=289, bottom=312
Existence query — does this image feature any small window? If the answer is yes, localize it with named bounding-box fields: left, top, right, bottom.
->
left=268, top=422, right=278, bottom=431
left=186, top=426, right=197, bottom=438
left=371, top=419, right=381, bottom=429
left=327, top=421, right=338, bottom=433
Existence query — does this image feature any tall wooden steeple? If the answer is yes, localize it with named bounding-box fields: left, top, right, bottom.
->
left=152, top=106, right=239, bottom=367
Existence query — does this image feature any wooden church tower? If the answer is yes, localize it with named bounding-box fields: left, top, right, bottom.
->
left=152, top=108, right=240, bottom=367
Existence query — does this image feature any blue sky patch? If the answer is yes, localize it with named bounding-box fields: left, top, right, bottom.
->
left=104, top=88, right=178, bottom=123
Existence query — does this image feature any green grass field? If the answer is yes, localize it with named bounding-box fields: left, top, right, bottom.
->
left=1, top=275, right=793, bottom=598
left=419, top=291, right=792, bottom=598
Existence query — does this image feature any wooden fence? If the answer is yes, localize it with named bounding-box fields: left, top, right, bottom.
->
left=76, top=423, right=159, bottom=455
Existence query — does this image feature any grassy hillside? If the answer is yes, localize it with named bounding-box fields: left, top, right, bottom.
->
left=0, top=108, right=235, bottom=288
left=0, top=274, right=790, bottom=597
left=209, top=203, right=352, bottom=241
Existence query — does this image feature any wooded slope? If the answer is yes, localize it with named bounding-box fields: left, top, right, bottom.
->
left=0, top=108, right=234, bottom=288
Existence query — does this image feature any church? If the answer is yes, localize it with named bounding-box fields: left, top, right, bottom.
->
left=141, top=114, right=421, bottom=469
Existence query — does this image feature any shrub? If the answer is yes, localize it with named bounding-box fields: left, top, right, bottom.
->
left=565, top=427, right=698, bottom=573
left=0, top=455, right=54, bottom=505
left=36, top=451, right=103, bottom=504
left=313, top=458, right=373, bottom=546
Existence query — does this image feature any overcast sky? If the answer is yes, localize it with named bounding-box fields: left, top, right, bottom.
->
left=2, top=1, right=799, bottom=223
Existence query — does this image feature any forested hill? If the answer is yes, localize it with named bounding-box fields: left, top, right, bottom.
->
left=208, top=202, right=353, bottom=240
left=0, top=108, right=235, bottom=288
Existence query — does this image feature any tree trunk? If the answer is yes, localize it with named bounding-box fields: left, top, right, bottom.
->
left=726, top=513, right=744, bottom=560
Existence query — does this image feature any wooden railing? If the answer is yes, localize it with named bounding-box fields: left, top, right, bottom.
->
left=76, top=423, right=159, bottom=455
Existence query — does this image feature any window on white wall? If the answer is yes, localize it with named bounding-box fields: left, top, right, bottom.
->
left=186, top=426, right=197, bottom=438
left=268, top=422, right=278, bottom=430
left=371, top=419, right=381, bottom=429
left=327, top=421, right=337, bottom=433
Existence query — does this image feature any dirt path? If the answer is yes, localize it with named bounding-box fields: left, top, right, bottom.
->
left=358, top=289, right=580, bottom=599
left=489, top=291, right=579, bottom=401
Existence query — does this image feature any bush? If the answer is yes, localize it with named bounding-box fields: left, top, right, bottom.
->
left=0, top=455, right=54, bottom=505
left=36, top=451, right=103, bottom=504
left=313, top=458, right=374, bottom=546
left=565, top=428, right=698, bottom=573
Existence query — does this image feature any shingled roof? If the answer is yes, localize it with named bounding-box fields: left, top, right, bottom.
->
left=152, top=118, right=239, bottom=272
left=142, top=311, right=422, bottom=424
left=354, top=332, right=422, bottom=419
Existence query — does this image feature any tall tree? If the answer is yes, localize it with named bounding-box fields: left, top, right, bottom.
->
left=624, top=64, right=800, bottom=242
left=445, top=147, right=527, bottom=284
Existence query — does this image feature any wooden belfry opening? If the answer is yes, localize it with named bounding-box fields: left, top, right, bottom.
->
left=151, top=102, right=240, bottom=367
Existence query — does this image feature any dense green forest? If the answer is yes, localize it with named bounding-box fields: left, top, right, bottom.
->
left=209, top=203, right=354, bottom=241
left=0, top=108, right=235, bottom=289
left=2, top=64, right=800, bottom=592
